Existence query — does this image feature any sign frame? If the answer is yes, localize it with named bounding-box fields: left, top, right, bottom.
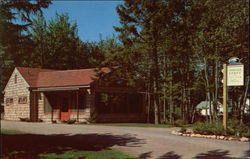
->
left=227, top=64, right=244, bottom=86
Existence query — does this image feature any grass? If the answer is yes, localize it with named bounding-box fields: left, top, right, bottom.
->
left=1, top=129, right=27, bottom=134
left=39, top=149, right=135, bottom=159
left=90, top=123, right=173, bottom=128
left=1, top=129, right=136, bottom=159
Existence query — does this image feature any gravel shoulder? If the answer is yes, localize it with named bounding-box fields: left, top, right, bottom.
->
left=1, top=120, right=249, bottom=159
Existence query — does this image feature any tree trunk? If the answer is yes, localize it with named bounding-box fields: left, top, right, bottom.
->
left=163, top=54, right=166, bottom=122
left=153, top=80, right=159, bottom=124
left=204, top=57, right=212, bottom=122
left=240, top=76, right=249, bottom=123
left=214, top=59, right=219, bottom=120
left=169, top=69, right=173, bottom=123
left=147, top=83, right=151, bottom=123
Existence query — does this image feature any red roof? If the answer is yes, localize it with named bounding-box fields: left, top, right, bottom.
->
left=16, top=67, right=54, bottom=87
left=17, top=67, right=110, bottom=88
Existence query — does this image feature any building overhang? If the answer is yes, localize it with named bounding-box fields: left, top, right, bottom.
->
left=30, top=85, right=90, bottom=92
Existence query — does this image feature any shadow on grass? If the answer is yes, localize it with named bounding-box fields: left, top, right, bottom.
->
left=136, top=151, right=181, bottom=159
left=158, top=151, right=181, bottom=159
left=136, top=149, right=242, bottom=159
left=193, top=149, right=236, bottom=159
left=1, top=133, right=144, bottom=159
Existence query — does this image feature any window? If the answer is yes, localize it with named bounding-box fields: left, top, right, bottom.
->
left=6, top=98, right=13, bottom=106
left=18, top=96, right=27, bottom=104
left=14, top=74, right=17, bottom=84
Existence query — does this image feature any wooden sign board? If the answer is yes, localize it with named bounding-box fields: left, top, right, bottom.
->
left=227, top=64, right=244, bottom=86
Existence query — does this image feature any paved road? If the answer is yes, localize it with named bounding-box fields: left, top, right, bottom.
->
left=1, top=120, right=249, bottom=159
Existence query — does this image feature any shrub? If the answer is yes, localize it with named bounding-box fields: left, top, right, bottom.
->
left=87, top=111, right=98, bottom=123
left=62, top=119, right=76, bottom=124
left=193, top=120, right=249, bottom=137
left=19, top=117, right=30, bottom=122
left=67, top=119, right=76, bottom=124
left=62, top=120, right=67, bottom=124
left=227, top=119, right=249, bottom=137
left=180, top=127, right=187, bottom=133
left=193, top=121, right=224, bottom=135
left=38, top=118, right=43, bottom=122
left=173, top=119, right=187, bottom=127
left=194, top=122, right=211, bottom=135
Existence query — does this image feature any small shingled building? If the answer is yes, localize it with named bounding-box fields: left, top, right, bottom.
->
left=3, top=67, right=146, bottom=123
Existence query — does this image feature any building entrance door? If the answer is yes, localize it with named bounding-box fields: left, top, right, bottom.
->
left=60, top=95, right=70, bottom=120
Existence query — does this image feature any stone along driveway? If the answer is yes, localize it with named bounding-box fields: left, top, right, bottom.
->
left=1, top=121, right=249, bottom=159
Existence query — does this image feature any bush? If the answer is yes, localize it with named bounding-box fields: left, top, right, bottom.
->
left=227, top=119, right=249, bottom=137
left=38, top=118, right=43, bottom=122
left=173, top=119, right=187, bottom=127
left=67, top=119, right=76, bottom=124
left=87, top=111, right=98, bottom=123
left=180, top=127, right=187, bottom=133
left=62, top=119, right=76, bottom=124
left=19, top=117, right=30, bottom=122
left=193, top=120, right=249, bottom=137
left=193, top=121, right=224, bottom=135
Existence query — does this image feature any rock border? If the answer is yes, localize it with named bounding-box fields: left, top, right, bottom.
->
left=171, top=130, right=249, bottom=142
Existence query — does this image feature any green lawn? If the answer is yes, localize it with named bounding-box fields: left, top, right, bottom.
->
left=1, top=129, right=27, bottom=134
left=1, top=129, right=136, bottom=159
left=90, top=123, right=173, bottom=128
left=39, top=149, right=135, bottom=159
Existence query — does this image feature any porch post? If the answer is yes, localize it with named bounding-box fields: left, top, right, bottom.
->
left=76, top=91, right=79, bottom=122
left=33, top=91, right=38, bottom=122
left=51, top=95, right=54, bottom=122
left=32, top=91, right=36, bottom=122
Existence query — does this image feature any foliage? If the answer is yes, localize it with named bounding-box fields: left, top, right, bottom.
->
left=19, top=117, right=30, bottom=122
left=180, top=127, right=187, bottom=133
left=173, top=119, right=187, bottom=127
left=62, top=119, right=76, bottom=124
left=0, top=0, right=249, bottom=126
left=193, top=121, right=224, bottom=135
left=0, top=0, right=51, bottom=102
left=193, top=120, right=249, bottom=137
left=111, top=0, right=249, bottom=124
left=227, top=120, right=250, bottom=137
left=38, top=118, right=43, bottom=122
left=1, top=129, right=26, bottom=134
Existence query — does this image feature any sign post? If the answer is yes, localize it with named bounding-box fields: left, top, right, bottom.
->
left=223, top=64, right=228, bottom=131
left=223, top=57, right=244, bottom=132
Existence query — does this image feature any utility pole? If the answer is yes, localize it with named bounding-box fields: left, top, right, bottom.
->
left=223, top=64, right=228, bottom=131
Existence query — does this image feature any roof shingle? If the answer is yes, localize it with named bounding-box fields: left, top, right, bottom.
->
left=17, top=67, right=110, bottom=88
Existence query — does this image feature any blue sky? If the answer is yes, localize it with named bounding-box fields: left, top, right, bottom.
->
left=42, top=1, right=123, bottom=42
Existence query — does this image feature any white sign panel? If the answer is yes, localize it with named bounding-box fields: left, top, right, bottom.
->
left=227, top=64, right=244, bottom=86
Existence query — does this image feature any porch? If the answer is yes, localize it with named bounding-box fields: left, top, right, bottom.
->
left=93, top=87, right=147, bottom=123
left=30, top=86, right=146, bottom=123
left=30, top=87, right=91, bottom=122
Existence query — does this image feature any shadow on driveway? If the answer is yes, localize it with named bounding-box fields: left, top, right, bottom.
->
left=136, top=149, right=248, bottom=159
left=1, top=132, right=145, bottom=159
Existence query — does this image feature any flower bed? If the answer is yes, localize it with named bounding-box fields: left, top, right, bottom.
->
left=171, top=130, right=249, bottom=142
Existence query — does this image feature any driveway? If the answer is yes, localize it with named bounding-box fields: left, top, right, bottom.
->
left=1, top=120, right=249, bottom=159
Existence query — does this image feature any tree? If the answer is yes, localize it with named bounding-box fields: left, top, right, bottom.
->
left=0, top=0, right=51, bottom=101
left=29, top=13, right=87, bottom=69
left=189, top=0, right=249, bottom=121
left=112, top=0, right=192, bottom=124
